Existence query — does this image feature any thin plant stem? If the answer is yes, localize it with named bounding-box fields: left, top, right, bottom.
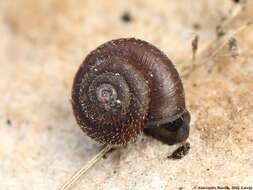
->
left=181, top=14, right=252, bottom=77
left=59, top=144, right=112, bottom=190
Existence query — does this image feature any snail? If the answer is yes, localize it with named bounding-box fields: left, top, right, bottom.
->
left=72, top=38, right=190, bottom=145
left=61, top=38, right=191, bottom=190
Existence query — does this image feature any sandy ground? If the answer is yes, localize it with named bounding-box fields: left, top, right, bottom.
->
left=0, top=0, right=252, bottom=190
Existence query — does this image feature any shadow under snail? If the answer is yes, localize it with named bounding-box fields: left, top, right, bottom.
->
left=61, top=38, right=191, bottom=190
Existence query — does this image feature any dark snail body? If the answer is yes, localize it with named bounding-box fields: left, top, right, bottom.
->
left=72, top=38, right=190, bottom=146
left=144, top=110, right=190, bottom=145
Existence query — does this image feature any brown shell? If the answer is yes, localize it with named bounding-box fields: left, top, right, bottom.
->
left=71, top=38, right=186, bottom=145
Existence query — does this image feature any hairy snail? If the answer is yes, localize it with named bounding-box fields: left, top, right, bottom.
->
left=61, top=38, right=191, bottom=190
left=72, top=38, right=190, bottom=145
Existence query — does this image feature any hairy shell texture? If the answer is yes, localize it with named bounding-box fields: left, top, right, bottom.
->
left=72, top=38, right=185, bottom=145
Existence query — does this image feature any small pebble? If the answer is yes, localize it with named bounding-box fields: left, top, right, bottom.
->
left=6, top=119, right=12, bottom=126
left=121, top=12, right=132, bottom=23
left=168, top=142, right=190, bottom=160
left=232, top=0, right=240, bottom=3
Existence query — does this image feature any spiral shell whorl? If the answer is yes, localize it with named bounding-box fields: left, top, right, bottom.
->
left=72, top=44, right=150, bottom=145
left=72, top=38, right=186, bottom=145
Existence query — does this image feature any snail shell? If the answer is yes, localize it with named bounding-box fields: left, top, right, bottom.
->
left=72, top=38, right=186, bottom=145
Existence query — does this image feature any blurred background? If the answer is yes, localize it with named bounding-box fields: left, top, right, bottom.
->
left=0, top=0, right=252, bottom=190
